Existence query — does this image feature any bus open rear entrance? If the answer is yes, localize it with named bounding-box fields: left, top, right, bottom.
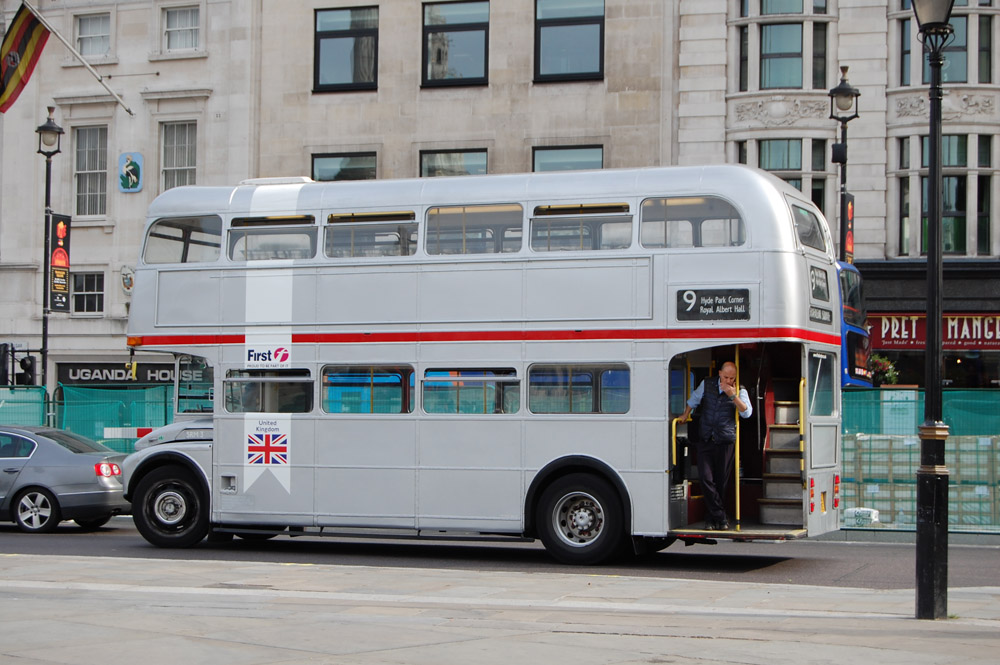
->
left=664, top=342, right=842, bottom=548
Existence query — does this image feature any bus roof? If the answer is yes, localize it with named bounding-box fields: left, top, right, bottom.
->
left=146, top=165, right=810, bottom=219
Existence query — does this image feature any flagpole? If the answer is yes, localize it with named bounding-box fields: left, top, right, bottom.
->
left=22, top=1, right=134, bottom=116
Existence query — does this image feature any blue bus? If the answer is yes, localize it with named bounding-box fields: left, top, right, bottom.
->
left=838, top=261, right=872, bottom=387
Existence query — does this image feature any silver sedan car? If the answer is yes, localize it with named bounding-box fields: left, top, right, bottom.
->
left=1, top=426, right=130, bottom=533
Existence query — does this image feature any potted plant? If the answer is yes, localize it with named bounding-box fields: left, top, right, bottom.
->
left=869, top=354, right=899, bottom=387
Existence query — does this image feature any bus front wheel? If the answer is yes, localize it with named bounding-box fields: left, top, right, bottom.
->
left=133, top=465, right=209, bottom=548
left=536, top=473, right=625, bottom=565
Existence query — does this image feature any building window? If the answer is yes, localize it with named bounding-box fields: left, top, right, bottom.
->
left=738, top=3, right=829, bottom=92
left=422, top=1, right=489, bottom=86
left=314, top=7, right=378, bottom=92
left=534, top=0, right=604, bottom=82
left=898, top=132, right=996, bottom=258
left=978, top=174, right=991, bottom=255
left=72, top=272, right=104, bottom=313
left=164, top=6, right=199, bottom=51
left=900, top=3, right=993, bottom=87
left=162, top=121, right=196, bottom=190
left=312, top=152, right=376, bottom=180
left=924, top=16, right=968, bottom=83
left=761, top=24, right=803, bottom=88
left=980, top=15, right=992, bottom=84
left=759, top=139, right=802, bottom=172
left=812, top=22, right=827, bottom=89
left=811, top=138, right=827, bottom=214
left=420, top=149, right=487, bottom=177
left=979, top=135, right=992, bottom=168
left=533, top=145, right=603, bottom=172
left=74, top=126, right=107, bottom=217
left=899, top=176, right=910, bottom=256
left=900, top=17, right=911, bottom=86
left=761, top=0, right=803, bottom=14
left=739, top=26, right=749, bottom=91
left=77, top=13, right=110, bottom=57
left=922, top=175, right=968, bottom=254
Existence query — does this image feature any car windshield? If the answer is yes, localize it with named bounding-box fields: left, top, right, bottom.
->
left=44, top=430, right=115, bottom=454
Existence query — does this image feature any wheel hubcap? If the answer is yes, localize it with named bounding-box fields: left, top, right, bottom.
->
left=18, top=493, right=51, bottom=529
left=153, top=490, right=188, bottom=526
left=553, top=491, right=604, bottom=547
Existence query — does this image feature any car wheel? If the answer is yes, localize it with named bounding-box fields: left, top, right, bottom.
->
left=133, top=465, right=209, bottom=548
left=536, top=473, right=625, bottom=565
left=14, top=488, right=62, bottom=533
left=74, top=515, right=112, bottom=530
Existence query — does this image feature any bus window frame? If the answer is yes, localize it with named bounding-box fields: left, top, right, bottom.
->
left=224, top=368, right=315, bottom=413
left=639, top=196, right=746, bottom=249
left=421, top=368, right=520, bottom=415
left=143, top=215, right=223, bottom=264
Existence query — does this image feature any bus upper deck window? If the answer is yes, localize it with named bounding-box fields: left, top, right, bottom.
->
left=425, top=204, right=523, bottom=255
left=229, top=216, right=317, bottom=261
left=791, top=204, right=827, bottom=252
left=640, top=197, right=744, bottom=249
left=529, top=203, right=632, bottom=252
left=326, top=212, right=417, bottom=257
left=143, top=216, right=222, bottom=264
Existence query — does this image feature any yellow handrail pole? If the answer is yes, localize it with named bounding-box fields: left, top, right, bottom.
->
left=671, top=416, right=679, bottom=469
left=799, top=377, right=806, bottom=480
left=734, top=348, right=741, bottom=527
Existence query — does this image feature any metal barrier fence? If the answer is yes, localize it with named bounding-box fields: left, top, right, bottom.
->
left=842, top=388, right=999, bottom=533
left=0, top=387, right=47, bottom=425
left=55, top=384, right=174, bottom=452
left=1, top=384, right=998, bottom=532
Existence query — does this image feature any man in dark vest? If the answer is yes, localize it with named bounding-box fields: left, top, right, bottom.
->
left=680, top=361, right=752, bottom=530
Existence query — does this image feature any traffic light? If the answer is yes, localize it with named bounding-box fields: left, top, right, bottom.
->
left=16, top=355, right=36, bottom=385
left=0, top=343, right=10, bottom=385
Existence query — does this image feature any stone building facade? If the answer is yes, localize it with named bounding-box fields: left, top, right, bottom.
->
left=1, top=0, right=998, bottom=391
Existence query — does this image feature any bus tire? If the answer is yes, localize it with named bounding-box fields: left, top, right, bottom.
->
left=133, top=465, right=209, bottom=548
left=536, top=473, right=625, bottom=565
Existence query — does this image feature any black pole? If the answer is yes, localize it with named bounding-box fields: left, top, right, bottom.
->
left=41, top=155, right=52, bottom=391
left=839, top=120, right=848, bottom=262
left=915, top=30, right=950, bottom=622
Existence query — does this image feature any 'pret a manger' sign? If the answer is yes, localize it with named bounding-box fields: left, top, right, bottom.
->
left=868, top=314, right=1000, bottom=350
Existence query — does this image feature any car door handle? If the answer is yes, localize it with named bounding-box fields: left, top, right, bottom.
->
left=4, top=467, right=21, bottom=473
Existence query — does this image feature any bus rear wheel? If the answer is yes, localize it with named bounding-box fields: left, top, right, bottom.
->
left=133, top=465, right=209, bottom=548
left=536, top=473, right=625, bottom=565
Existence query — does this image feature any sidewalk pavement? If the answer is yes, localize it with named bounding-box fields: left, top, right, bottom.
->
left=1, top=552, right=998, bottom=665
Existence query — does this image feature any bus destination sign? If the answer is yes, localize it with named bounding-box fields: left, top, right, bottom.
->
left=677, top=289, right=750, bottom=321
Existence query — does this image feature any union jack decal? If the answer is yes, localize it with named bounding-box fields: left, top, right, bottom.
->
left=246, top=433, right=288, bottom=465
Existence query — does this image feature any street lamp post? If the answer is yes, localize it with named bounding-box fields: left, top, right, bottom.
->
left=911, top=0, right=955, bottom=621
left=828, top=66, right=860, bottom=263
left=36, top=106, right=64, bottom=392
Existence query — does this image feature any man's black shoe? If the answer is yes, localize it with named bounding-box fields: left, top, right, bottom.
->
left=718, top=520, right=731, bottom=530
left=704, top=521, right=719, bottom=530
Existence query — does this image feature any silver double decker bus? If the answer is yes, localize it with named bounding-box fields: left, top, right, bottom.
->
left=122, top=165, right=843, bottom=564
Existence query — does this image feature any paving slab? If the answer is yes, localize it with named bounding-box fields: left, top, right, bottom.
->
left=1, top=554, right=998, bottom=664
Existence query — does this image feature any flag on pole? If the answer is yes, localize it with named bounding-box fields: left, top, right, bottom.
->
left=0, top=3, right=50, bottom=113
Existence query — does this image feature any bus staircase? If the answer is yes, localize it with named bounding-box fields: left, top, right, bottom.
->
left=758, top=378, right=805, bottom=527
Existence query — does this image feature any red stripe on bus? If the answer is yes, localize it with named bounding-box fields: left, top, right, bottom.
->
left=137, top=334, right=247, bottom=345
left=134, top=328, right=839, bottom=347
